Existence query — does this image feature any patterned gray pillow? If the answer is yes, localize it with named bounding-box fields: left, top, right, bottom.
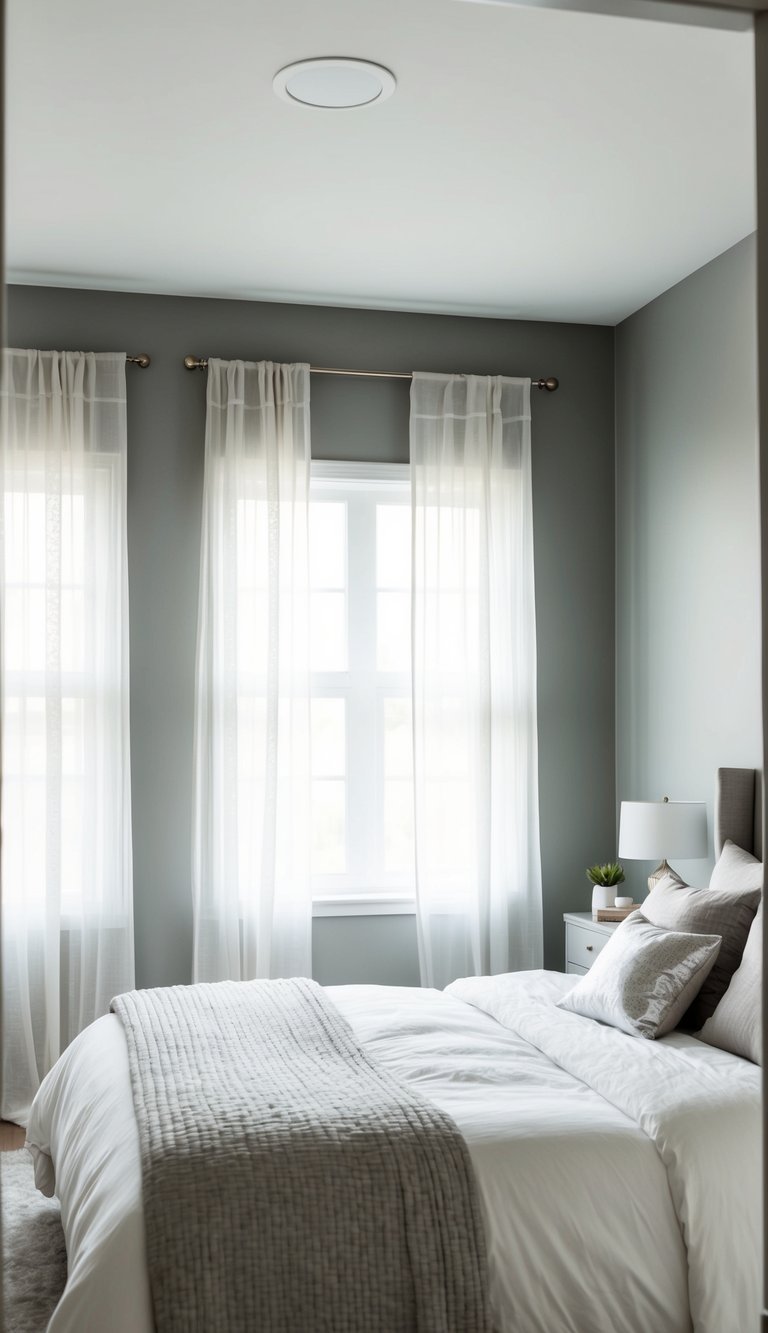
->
left=557, top=914, right=721, bottom=1040
left=641, top=867, right=760, bottom=1027
left=698, top=904, right=761, bottom=1065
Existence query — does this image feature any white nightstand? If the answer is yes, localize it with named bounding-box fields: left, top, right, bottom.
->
left=563, top=911, right=620, bottom=975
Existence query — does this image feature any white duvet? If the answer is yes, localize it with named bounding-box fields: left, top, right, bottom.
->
left=25, top=970, right=760, bottom=1333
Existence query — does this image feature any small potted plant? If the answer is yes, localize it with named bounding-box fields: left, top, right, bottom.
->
left=586, top=861, right=625, bottom=917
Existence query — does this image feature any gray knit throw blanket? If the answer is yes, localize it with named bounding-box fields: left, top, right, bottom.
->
left=111, top=977, right=492, bottom=1333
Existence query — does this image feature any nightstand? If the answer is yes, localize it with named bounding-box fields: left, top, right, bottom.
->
left=563, top=912, right=620, bottom=975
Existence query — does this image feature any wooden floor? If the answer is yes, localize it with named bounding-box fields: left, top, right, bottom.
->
left=0, top=1120, right=26, bottom=1151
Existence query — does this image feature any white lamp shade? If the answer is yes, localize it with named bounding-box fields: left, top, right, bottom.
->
left=618, top=800, right=708, bottom=861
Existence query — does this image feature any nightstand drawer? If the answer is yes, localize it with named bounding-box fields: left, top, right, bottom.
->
left=565, top=962, right=589, bottom=976
left=565, top=921, right=610, bottom=970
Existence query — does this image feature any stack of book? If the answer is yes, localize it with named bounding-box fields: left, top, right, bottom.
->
left=594, top=902, right=641, bottom=923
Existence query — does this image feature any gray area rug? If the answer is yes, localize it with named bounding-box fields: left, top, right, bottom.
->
left=2, top=1149, right=67, bottom=1332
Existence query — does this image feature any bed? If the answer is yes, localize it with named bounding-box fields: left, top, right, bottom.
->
left=25, top=769, right=762, bottom=1333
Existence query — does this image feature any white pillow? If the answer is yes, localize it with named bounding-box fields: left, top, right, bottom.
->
left=710, top=839, right=763, bottom=894
left=557, top=913, right=722, bottom=1040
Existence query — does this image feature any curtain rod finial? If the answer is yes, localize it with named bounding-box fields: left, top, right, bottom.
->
left=535, top=377, right=558, bottom=392
left=184, top=355, right=207, bottom=371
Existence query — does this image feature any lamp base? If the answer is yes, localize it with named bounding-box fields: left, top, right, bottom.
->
left=647, top=859, right=684, bottom=896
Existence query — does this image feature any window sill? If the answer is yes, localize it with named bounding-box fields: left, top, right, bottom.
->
left=312, top=895, right=416, bottom=918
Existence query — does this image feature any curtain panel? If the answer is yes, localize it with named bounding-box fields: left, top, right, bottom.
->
left=410, top=372, right=543, bottom=989
left=192, top=359, right=312, bottom=982
left=0, top=349, right=134, bottom=1124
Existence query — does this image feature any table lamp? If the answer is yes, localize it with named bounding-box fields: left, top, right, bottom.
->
left=618, top=797, right=708, bottom=896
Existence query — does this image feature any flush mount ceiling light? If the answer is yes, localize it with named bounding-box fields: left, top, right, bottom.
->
left=273, top=58, right=396, bottom=109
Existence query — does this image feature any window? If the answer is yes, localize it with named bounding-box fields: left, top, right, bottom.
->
left=308, top=463, right=414, bottom=909
left=3, top=473, right=88, bottom=913
left=2, top=453, right=128, bottom=919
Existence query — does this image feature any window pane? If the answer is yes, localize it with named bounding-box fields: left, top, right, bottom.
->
left=3, top=696, right=45, bottom=775
left=61, top=590, right=84, bottom=672
left=311, top=779, right=345, bottom=874
left=277, top=700, right=311, bottom=781
left=310, top=592, right=346, bottom=671
left=237, top=499, right=268, bottom=588
left=420, top=506, right=480, bottom=588
left=377, top=504, right=410, bottom=589
left=426, top=592, right=479, bottom=673
left=237, top=697, right=267, bottom=782
left=310, top=502, right=346, bottom=589
left=237, top=589, right=268, bottom=675
left=383, top=697, right=412, bottom=777
left=425, top=699, right=468, bottom=778
left=3, top=697, right=21, bottom=773
left=5, top=588, right=46, bottom=671
left=311, top=698, right=345, bottom=777
left=377, top=591, right=410, bottom=672
left=237, top=499, right=310, bottom=593
left=61, top=495, right=85, bottom=585
left=237, top=699, right=311, bottom=787
left=424, top=780, right=473, bottom=872
left=62, top=697, right=85, bottom=776
left=4, top=492, right=46, bottom=584
left=384, top=778, right=415, bottom=874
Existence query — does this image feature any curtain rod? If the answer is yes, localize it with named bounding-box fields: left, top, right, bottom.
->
left=182, top=355, right=558, bottom=392
left=126, top=354, right=151, bottom=368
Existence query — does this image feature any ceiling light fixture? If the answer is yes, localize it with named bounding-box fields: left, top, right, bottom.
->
left=273, top=58, right=396, bottom=109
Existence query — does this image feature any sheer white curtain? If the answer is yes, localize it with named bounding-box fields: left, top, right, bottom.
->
left=410, top=372, right=542, bottom=989
left=0, top=350, right=134, bottom=1124
left=192, top=360, right=312, bottom=982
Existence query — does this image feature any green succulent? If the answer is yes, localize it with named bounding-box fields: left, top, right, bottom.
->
left=586, top=861, right=626, bottom=887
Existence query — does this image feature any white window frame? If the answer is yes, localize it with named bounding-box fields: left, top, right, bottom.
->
left=309, top=461, right=416, bottom=917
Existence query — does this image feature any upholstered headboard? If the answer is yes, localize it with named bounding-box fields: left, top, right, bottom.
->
left=715, top=767, right=763, bottom=860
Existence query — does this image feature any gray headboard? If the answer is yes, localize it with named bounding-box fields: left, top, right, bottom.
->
left=715, top=767, right=763, bottom=860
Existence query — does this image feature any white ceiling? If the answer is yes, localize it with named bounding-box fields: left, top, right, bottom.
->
left=6, top=0, right=756, bottom=325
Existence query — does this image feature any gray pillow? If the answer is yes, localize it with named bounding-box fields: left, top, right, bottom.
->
left=640, top=870, right=760, bottom=1027
left=709, top=838, right=764, bottom=894
left=698, top=904, right=761, bottom=1065
left=557, top=914, right=721, bottom=1040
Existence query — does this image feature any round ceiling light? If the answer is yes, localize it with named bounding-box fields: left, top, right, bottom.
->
left=273, top=58, right=396, bottom=109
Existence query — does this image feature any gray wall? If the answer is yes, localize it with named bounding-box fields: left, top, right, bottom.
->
left=7, top=284, right=616, bottom=987
left=615, top=235, right=761, bottom=898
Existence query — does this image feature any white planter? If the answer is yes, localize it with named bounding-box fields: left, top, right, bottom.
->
left=591, top=883, right=616, bottom=916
